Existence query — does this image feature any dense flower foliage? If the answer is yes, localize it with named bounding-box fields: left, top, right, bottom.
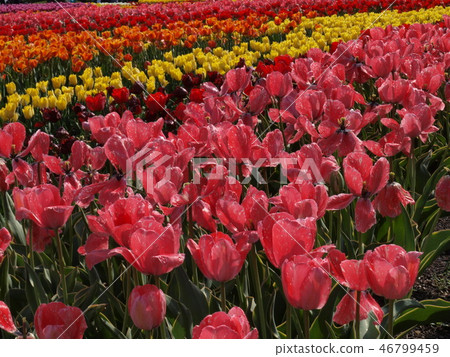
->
left=0, top=0, right=448, bottom=341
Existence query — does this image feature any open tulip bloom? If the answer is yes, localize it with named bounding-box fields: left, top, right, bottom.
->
left=0, top=0, right=448, bottom=341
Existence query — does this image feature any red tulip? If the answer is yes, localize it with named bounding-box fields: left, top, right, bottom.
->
left=281, top=254, right=331, bottom=310
left=364, top=244, right=422, bottom=299
left=266, top=71, right=293, bottom=98
left=317, top=99, right=365, bottom=157
left=0, top=122, right=26, bottom=158
left=328, top=152, right=389, bottom=233
left=145, top=92, right=168, bottom=114
left=187, top=232, right=251, bottom=282
left=128, top=285, right=166, bottom=331
left=111, top=87, right=129, bottom=104
left=85, top=92, right=106, bottom=112
left=373, top=180, right=415, bottom=217
left=34, top=302, right=87, bottom=339
left=435, top=175, right=450, bottom=212
left=0, top=301, right=18, bottom=334
left=0, top=228, right=12, bottom=265
left=13, top=184, right=74, bottom=229
left=258, top=213, right=316, bottom=268
left=193, top=306, right=258, bottom=339
left=333, top=291, right=383, bottom=325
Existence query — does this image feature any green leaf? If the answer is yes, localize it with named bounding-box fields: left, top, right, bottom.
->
left=394, top=299, right=450, bottom=336
left=392, top=206, right=418, bottom=251
left=4, top=192, right=26, bottom=245
left=310, top=283, right=345, bottom=338
left=419, top=230, right=450, bottom=275
left=96, top=313, right=127, bottom=339
left=172, top=267, right=208, bottom=325
left=24, top=262, right=49, bottom=312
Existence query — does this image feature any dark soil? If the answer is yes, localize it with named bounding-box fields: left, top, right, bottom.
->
left=403, top=216, right=450, bottom=339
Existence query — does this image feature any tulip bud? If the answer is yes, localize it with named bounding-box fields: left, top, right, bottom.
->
left=435, top=175, right=450, bottom=212
left=69, top=74, right=77, bottom=86
left=128, top=285, right=166, bottom=331
left=22, top=105, right=35, bottom=120
left=6, top=82, right=16, bottom=95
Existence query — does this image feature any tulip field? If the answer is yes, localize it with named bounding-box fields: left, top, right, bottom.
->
left=0, top=0, right=450, bottom=340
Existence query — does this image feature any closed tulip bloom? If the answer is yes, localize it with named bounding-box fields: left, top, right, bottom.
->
left=258, top=213, right=317, bottom=268
left=34, top=302, right=87, bottom=339
left=128, top=285, right=166, bottom=331
left=435, top=175, right=450, bottom=212
left=281, top=255, right=331, bottom=310
left=13, top=184, right=74, bottom=229
left=187, top=232, right=251, bottom=282
left=193, top=306, right=258, bottom=339
left=364, top=245, right=422, bottom=299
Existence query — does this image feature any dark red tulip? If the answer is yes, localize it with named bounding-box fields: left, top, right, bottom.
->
left=13, top=184, right=74, bottom=229
left=85, top=92, right=106, bottom=112
left=282, top=254, right=331, bottom=310
left=0, top=228, right=12, bottom=265
left=364, top=244, right=422, bottom=299
left=187, top=232, right=251, bottom=282
left=333, top=291, right=383, bottom=325
left=0, top=301, right=18, bottom=334
left=128, top=285, right=166, bottom=331
left=193, top=306, right=258, bottom=339
left=435, top=175, right=450, bottom=212
left=34, top=302, right=87, bottom=339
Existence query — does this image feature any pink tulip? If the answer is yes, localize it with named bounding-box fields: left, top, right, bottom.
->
left=193, top=306, right=258, bottom=339
left=435, top=175, right=450, bottom=212
left=128, top=285, right=166, bottom=331
left=187, top=232, right=251, bottom=282
left=364, top=244, right=422, bottom=299
left=281, top=254, right=331, bottom=310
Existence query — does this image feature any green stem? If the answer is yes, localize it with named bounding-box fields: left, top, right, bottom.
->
left=355, top=290, right=361, bottom=339
left=220, top=281, right=226, bottom=312
left=122, top=268, right=131, bottom=334
left=303, top=310, right=310, bottom=339
left=286, top=304, right=292, bottom=339
left=29, top=223, right=35, bottom=269
left=249, top=246, right=267, bottom=338
left=388, top=299, right=395, bottom=339
left=155, top=277, right=167, bottom=339
left=358, top=231, right=363, bottom=258
left=55, top=230, right=68, bottom=304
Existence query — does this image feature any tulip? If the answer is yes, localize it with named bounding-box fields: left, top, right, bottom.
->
left=0, top=301, right=18, bottom=335
left=364, top=244, right=421, bottom=337
left=187, top=232, right=251, bottom=282
left=193, top=306, right=258, bottom=339
left=128, top=285, right=166, bottom=331
left=13, top=184, right=73, bottom=229
left=281, top=254, right=331, bottom=311
left=85, top=92, right=106, bottom=112
left=373, top=177, right=415, bottom=218
left=364, top=244, right=422, bottom=300
left=281, top=254, right=331, bottom=338
left=333, top=291, right=383, bottom=326
left=435, top=175, right=450, bottom=212
left=258, top=213, right=316, bottom=268
left=34, top=302, right=87, bottom=339
left=0, top=228, right=12, bottom=265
